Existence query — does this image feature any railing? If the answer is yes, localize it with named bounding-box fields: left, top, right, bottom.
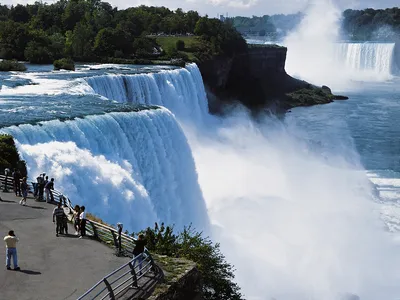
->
left=78, top=250, right=158, bottom=300
left=0, top=174, right=163, bottom=299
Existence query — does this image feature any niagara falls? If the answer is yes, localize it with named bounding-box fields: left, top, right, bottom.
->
left=1, top=0, right=400, bottom=299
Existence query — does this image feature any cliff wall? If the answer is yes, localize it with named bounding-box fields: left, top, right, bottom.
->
left=199, top=46, right=339, bottom=113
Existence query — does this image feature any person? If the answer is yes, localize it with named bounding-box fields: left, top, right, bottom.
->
left=79, top=206, right=86, bottom=239
left=61, top=213, right=69, bottom=235
left=19, top=177, right=28, bottom=206
left=73, top=205, right=81, bottom=236
left=133, top=234, right=147, bottom=275
left=38, top=174, right=46, bottom=201
left=12, top=169, right=21, bottom=197
left=4, top=230, right=20, bottom=271
left=52, top=203, right=65, bottom=237
left=45, top=178, right=54, bottom=203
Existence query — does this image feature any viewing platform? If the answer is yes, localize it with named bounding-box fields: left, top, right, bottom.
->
left=0, top=190, right=130, bottom=299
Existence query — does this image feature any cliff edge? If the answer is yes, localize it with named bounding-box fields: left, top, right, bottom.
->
left=198, top=45, right=347, bottom=113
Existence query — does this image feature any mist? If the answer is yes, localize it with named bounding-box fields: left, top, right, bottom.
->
left=283, top=0, right=396, bottom=89
left=182, top=109, right=400, bottom=300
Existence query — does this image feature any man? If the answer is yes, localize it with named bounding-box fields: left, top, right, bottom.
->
left=12, top=169, right=21, bottom=197
left=133, top=234, right=147, bottom=275
left=52, top=203, right=65, bottom=237
left=4, top=230, right=20, bottom=271
left=45, top=177, right=54, bottom=203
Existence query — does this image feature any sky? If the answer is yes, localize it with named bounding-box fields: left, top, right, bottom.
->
left=3, top=0, right=399, bottom=16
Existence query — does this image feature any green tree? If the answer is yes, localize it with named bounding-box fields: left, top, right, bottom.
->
left=143, top=223, right=243, bottom=300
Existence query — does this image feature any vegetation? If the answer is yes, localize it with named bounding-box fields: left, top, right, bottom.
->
left=53, top=58, right=75, bottom=70
left=342, top=8, right=400, bottom=40
left=0, top=60, right=26, bottom=71
left=138, top=223, right=243, bottom=300
left=228, top=13, right=303, bottom=39
left=0, top=134, right=27, bottom=177
left=0, top=2, right=246, bottom=64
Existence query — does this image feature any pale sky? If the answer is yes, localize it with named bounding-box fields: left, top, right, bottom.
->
left=4, top=0, right=399, bottom=16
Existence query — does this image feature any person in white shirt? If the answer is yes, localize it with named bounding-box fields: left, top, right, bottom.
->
left=4, top=230, right=20, bottom=271
left=79, top=206, right=87, bottom=239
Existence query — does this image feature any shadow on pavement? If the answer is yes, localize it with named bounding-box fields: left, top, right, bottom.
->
left=19, top=269, right=41, bottom=275
left=26, top=205, right=47, bottom=210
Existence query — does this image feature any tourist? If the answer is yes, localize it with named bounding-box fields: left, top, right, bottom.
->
left=52, top=202, right=65, bottom=237
left=73, top=205, right=81, bottom=235
left=133, top=234, right=147, bottom=275
left=79, top=206, right=87, bottom=239
left=3, top=230, right=20, bottom=271
left=19, top=177, right=28, bottom=206
left=38, top=174, right=46, bottom=201
left=12, top=169, right=21, bottom=197
left=45, top=178, right=54, bottom=203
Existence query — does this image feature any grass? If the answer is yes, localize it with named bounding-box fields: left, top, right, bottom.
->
left=154, top=36, right=199, bottom=61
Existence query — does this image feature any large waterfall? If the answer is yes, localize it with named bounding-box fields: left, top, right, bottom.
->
left=86, top=64, right=208, bottom=122
left=335, top=42, right=397, bottom=76
left=1, top=108, right=209, bottom=232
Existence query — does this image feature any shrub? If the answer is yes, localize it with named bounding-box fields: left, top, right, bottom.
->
left=0, top=60, right=26, bottom=72
left=53, top=58, right=75, bottom=71
left=141, top=223, right=243, bottom=300
left=0, top=134, right=27, bottom=177
left=176, top=39, right=185, bottom=51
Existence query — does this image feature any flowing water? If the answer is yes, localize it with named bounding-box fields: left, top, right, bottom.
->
left=1, top=46, right=400, bottom=299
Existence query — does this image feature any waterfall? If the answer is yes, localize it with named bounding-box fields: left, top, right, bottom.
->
left=336, top=43, right=396, bottom=76
left=86, top=64, right=209, bottom=122
left=0, top=109, right=209, bottom=232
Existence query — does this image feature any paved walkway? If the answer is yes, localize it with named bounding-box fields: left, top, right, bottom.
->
left=0, top=191, right=129, bottom=300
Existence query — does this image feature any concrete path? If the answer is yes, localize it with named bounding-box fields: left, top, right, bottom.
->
left=0, top=191, right=129, bottom=300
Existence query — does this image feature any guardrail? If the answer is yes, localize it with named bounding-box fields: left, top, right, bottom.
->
left=0, top=174, right=163, bottom=299
left=78, top=250, right=158, bottom=300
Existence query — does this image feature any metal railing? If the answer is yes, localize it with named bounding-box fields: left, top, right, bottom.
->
left=0, top=174, right=162, bottom=299
left=78, top=250, right=158, bottom=300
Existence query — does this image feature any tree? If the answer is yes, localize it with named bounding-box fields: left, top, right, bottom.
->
left=176, top=39, right=185, bottom=51
left=143, top=223, right=243, bottom=300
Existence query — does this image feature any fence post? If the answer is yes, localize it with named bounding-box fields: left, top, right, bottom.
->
left=103, top=278, right=115, bottom=300
left=147, top=251, right=157, bottom=274
left=90, top=221, right=98, bottom=239
left=128, top=261, right=138, bottom=287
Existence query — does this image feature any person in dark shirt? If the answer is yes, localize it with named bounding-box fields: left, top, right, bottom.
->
left=133, top=234, right=147, bottom=275
left=12, top=169, right=21, bottom=197
left=45, top=178, right=54, bottom=203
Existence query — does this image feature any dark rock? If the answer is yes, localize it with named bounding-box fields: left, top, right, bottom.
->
left=333, top=95, right=349, bottom=100
left=198, top=47, right=345, bottom=113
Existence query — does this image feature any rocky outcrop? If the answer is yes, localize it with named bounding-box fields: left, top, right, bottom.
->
left=149, top=255, right=203, bottom=300
left=198, top=45, right=346, bottom=113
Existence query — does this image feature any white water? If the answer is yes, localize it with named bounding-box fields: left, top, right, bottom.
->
left=284, top=1, right=397, bottom=88
left=1, top=109, right=209, bottom=232
left=3, top=61, right=400, bottom=299
left=86, top=64, right=208, bottom=123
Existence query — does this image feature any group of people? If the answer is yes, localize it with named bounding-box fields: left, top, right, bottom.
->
left=33, top=173, right=55, bottom=203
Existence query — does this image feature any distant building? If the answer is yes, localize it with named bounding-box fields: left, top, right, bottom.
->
left=219, top=15, right=225, bottom=22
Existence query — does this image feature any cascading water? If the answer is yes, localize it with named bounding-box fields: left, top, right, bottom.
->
left=86, top=64, right=208, bottom=122
left=2, top=58, right=400, bottom=299
left=335, top=43, right=396, bottom=77
left=0, top=109, right=209, bottom=232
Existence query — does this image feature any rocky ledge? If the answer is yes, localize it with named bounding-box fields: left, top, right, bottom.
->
left=198, top=45, right=348, bottom=114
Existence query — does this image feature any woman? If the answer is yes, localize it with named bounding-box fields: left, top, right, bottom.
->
left=73, top=205, right=81, bottom=235
left=79, top=206, right=86, bottom=239
left=19, top=177, right=28, bottom=206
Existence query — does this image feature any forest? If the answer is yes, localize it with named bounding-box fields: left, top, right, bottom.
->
left=0, top=0, right=247, bottom=64
left=342, top=7, right=400, bottom=40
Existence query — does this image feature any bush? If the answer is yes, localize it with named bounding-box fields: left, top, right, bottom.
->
left=0, top=134, right=27, bottom=177
left=53, top=58, right=75, bottom=71
left=176, top=39, right=185, bottom=51
left=0, top=60, right=26, bottom=71
left=141, top=223, right=243, bottom=300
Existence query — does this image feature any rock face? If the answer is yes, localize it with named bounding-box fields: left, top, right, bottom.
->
left=198, top=46, right=343, bottom=113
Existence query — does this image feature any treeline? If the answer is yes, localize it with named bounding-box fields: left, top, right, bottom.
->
left=342, top=7, right=400, bottom=40
left=0, top=0, right=246, bottom=64
left=228, top=13, right=303, bottom=39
